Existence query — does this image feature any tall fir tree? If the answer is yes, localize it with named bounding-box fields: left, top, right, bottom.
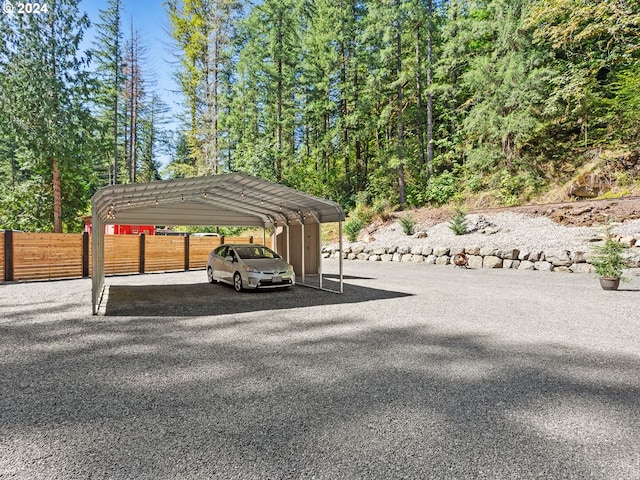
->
left=0, top=0, right=94, bottom=232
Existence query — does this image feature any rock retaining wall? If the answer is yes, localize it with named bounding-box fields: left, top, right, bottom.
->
left=322, top=243, right=640, bottom=273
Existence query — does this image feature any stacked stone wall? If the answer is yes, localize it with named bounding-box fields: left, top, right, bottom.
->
left=322, top=241, right=640, bottom=273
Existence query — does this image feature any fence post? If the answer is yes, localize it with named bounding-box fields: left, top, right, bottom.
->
left=82, top=232, right=90, bottom=278
left=139, top=234, right=146, bottom=274
left=4, top=230, right=13, bottom=282
left=249, top=236, right=254, bottom=244
left=184, top=234, right=190, bottom=271
left=220, top=235, right=225, bottom=245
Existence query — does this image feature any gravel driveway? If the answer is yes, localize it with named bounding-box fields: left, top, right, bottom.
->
left=1, top=261, right=639, bottom=479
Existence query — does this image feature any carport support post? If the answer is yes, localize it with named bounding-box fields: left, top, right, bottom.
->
left=339, top=219, right=343, bottom=293
left=286, top=224, right=290, bottom=264
left=301, top=221, right=305, bottom=284
left=4, top=229, right=13, bottom=282
left=318, top=219, right=323, bottom=290
left=184, top=234, right=190, bottom=271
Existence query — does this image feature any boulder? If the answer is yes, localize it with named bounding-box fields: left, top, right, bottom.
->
left=480, top=246, right=499, bottom=257
left=411, top=245, right=423, bottom=255
left=412, top=255, right=425, bottom=263
left=467, top=255, right=483, bottom=269
left=412, top=231, right=428, bottom=239
left=392, top=253, right=402, bottom=262
left=483, top=256, right=503, bottom=268
left=552, top=266, right=571, bottom=272
left=435, top=256, right=450, bottom=265
left=528, top=251, right=542, bottom=262
left=544, top=250, right=571, bottom=266
left=401, top=254, right=413, bottom=262
left=466, top=246, right=481, bottom=255
left=369, top=255, right=381, bottom=261
left=421, top=246, right=433, bottom=256
left=425, top=255, right=437, bottom=264
left=620, top=236, right=637, bottom=247
left=570, top=263, right=593, bottom=274
left=534, top=261, right=553, bottom=271
left=518, top=261, right=536, bottom=271
left=501, top=249, right=520, bottom=260
left=450, top=246, right=465, bottom=256
left=381, top=254, right=393, bottom=262
left=571, top=251, right=587, bottom=263
left=434, top=247, right=450, bottom=257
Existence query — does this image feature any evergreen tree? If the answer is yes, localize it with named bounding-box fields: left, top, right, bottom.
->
left=0, top=0, right=95, bottom=232
left=91, top=0, right=125, bottom=185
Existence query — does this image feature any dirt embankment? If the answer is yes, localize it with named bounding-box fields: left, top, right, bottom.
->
left=408, top=197, right=640, bottom=228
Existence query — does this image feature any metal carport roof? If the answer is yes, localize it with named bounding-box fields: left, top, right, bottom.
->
left=91, top=173, right=345, bottom=314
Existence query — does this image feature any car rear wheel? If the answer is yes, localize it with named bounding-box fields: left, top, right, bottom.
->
left=207, top=266, right=217, bottom=284
left=233, top=272, right=243, bottom=292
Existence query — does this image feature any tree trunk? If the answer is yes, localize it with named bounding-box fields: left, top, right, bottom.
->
left=415, top=22, right=426, bottom=173
left=52, top=158, right=63, bottom=233
left=426, top=0, right=434, bottom=179
left=396, top=24, right=406, bottom=206
left=276, top=11, right=284, bottom=183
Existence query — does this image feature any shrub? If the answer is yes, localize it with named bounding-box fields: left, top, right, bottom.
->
left=448, top=207, right=469, bottom=235
left=399, top=214, right=416, bottom=236
left=423, top=171, right=459, bottom=205
left=590, top=223, right=629, bottom=281
left=372, top=197, right=394, bottom=221
left=344, top=217, right=365, bottom=242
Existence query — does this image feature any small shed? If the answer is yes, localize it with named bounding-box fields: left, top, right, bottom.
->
left=91, top=173, right=345, bottom=314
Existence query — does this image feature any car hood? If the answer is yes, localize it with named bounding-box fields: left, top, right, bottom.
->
left=245, top=259, right=292, bottom=273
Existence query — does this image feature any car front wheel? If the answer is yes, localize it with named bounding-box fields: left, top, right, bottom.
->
left=207, top=266, right=217, bottom=284
left=233, top=272, right=243, bottom=292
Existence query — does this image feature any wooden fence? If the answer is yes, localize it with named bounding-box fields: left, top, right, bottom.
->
left=1, top=231, right=271, bottom=282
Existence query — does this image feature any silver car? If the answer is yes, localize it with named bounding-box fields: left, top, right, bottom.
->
left=206, top=244, right=295, bottom=291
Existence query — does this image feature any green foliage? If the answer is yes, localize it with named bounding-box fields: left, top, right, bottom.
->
left=448, top=207, right=469, bottom=236
left=3, top=0, right=640, bottom=235
left=590, top=224, right=629, bottom=281
left=398, top=214, right=416, bottom=236
left=344, top=217, right=366, bottom=242
left=372, top=197, right=394, bottom=222
left=423, top=171, right=459, bottom=206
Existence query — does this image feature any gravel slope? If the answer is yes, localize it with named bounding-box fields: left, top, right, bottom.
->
left=351, top=213, right=640, bottom=252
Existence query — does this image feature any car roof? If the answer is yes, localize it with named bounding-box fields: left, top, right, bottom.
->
left=225, top=244, right=267, bottom=248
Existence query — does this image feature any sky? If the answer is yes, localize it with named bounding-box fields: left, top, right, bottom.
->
left=80, top=0, right=182, bottom=164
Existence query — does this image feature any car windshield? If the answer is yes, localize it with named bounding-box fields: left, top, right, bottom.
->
left=234, top=246, right=279, bottom=260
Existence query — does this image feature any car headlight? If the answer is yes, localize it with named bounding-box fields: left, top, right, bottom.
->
left=287, top=264, right=294, bottom=273
left=244, top=265, right=260, bottom=273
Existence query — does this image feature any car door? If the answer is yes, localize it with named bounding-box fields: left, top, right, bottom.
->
left=220, top=246, right=236, bottom=283
left=212, top=246, right=229, bottom=283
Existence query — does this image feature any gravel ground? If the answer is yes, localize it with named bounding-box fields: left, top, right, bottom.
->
left=353, top=213, right=640, bottom=252
left=1, top=261, right=640, bottom=479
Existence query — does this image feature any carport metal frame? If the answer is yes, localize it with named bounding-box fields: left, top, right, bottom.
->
left=91, top=173, right=345, bottom=314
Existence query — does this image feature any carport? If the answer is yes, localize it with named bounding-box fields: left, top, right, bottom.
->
left=91, top=173, right=345, bottom=314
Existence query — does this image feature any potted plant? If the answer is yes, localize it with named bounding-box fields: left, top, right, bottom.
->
left=590, top=223, right=629, bottom=290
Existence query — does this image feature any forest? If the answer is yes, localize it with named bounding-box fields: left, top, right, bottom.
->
left=1, top=0, right=639, bottom=233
